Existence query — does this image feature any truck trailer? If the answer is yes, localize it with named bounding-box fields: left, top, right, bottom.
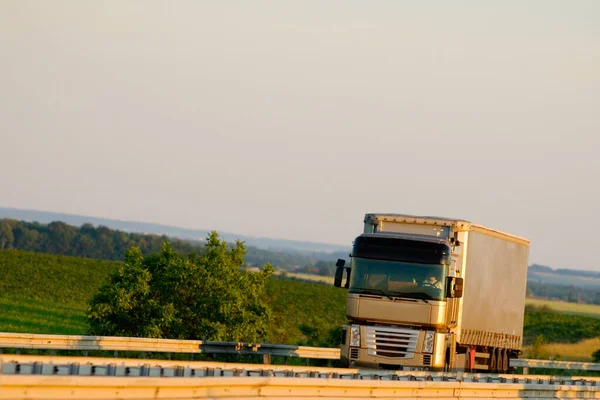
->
left=334, top=213, right=530, bottom=372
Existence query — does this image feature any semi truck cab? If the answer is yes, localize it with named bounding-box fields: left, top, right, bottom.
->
left=334, top=214, right=529, bottom=372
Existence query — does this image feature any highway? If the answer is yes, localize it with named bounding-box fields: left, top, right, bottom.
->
left=1, top=332, right=600, bottom=399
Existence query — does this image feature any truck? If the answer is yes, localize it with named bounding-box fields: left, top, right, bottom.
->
left=334, top=213, right=530, bottom=372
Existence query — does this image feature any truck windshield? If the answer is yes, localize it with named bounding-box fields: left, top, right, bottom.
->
left=348, top=258, right=448, bottom=301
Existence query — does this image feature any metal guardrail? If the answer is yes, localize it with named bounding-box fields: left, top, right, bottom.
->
left=0, top=374, right=598, bottom=400
left=2, top=354, right=600, bottom=384
left=513, top=358, right=600, bottom=374
left=1, top=332, right=599, bottom=373
left=0, top=332, right=340, bottom=362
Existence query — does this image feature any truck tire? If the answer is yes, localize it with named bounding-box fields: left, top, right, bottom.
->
left=489, top=348, right=497, bottom=373
left=501, top=349, right=509, bottom=373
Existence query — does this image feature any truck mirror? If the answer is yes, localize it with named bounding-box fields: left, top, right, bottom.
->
left=334, top=266, right=345, bottom=288
left=453, top=277, right=464, bottom=298
left=336, top=259, right=346, bottom=268
left=446, top=277, right=464, bottom=298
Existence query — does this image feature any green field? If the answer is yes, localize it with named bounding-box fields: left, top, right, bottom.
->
left=522, top=338, right=600, bottom=362
left=0, top=250, right=118, bottom=334
left=0, top=296, right=87, bottom=335
left=0, top=250, right=120, bottom=306
left=0, top=250, right=346, bottom=347
left=274, top=271, right=335, bottom=285
left=526, top=298, right=600, bottom=319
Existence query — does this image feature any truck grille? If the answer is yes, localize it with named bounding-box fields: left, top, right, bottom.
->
left=366, top=326, right=418, bottom=358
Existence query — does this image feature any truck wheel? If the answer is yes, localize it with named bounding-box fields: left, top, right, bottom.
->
left=489, top=348, right=497, bottom=373
left=501, top=349, right=509, bottom=373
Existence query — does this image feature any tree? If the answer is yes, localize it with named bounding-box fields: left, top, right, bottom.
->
left=86, top=232, right=274, bottom=342
left=528, top=335, right=547, bottom=359
left=592, top=349, right=600, bottom=363
left=0, top=220, right=15, bottom=249
left=86, top=247, right=173, bottom=337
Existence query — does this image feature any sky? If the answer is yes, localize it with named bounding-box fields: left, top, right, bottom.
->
left=1, top=1, right=599, bottom=270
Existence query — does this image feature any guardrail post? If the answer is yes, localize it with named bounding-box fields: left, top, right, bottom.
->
left=141, top=364, right=150, bottom=376
left=69, top=363, right=80, bottom=375
left=262, top=354, right=272, bottom=365
left=523, top=367, right=529, bottom=375
left=107, top=363, right=117, bottom=376
left=32, top=362, right=43, bottom=375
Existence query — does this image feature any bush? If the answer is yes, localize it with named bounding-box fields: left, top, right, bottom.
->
left=87, top=232, right=274, bottom=342
left=592, top=349, right=600, bottom=362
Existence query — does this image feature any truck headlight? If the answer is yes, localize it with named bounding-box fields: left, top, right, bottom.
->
left=350, top=326, right=360, bottom=347
left=422, top=331, right=434, bottom=354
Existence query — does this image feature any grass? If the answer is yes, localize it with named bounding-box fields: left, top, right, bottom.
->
left=0, top=250, right=119, bottom=306
left=0, top=296, right=87, bottom=335
left=522, top=338, right=600, bottom=362
left=526, top=298, right=600, bottom=319
left=266, top=278, right=346, bottom=346
left=0, top=249, right=118, bottom=335
left=274, top=271, right=334, bottom=285
left=521, top=300, right=600, bottom=361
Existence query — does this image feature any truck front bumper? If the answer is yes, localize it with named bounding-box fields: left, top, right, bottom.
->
left=340, top=325, right=446, bottom=370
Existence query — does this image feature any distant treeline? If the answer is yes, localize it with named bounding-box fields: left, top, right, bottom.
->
left=0, top=219, right=334, bottom=269
left=529, top=264, right=600, bottom=279
left=527, top=281, right=600, bottom=305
